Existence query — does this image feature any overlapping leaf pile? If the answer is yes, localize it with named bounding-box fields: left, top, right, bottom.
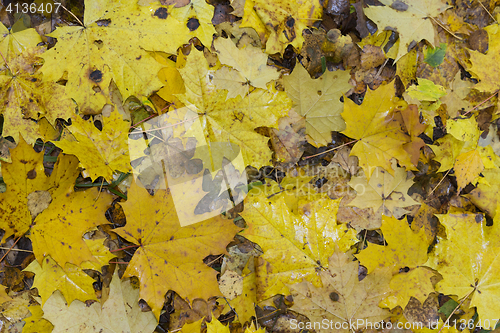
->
left=1, top=0, right=500, bottom=332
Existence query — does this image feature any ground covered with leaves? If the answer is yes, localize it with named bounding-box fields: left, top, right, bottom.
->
left=0, top=0, right=499, bottom=332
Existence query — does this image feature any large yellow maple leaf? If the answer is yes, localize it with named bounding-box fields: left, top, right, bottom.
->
left=283, top=61, right=352, bottom=146
left=0, top=138, right=86, bottom=242
left=341, top=83, right=413, bottom=179
left=0, top=47, right=75, bottom=144
left=174, top=48, right=291, bottom=168
left=289, top=248, right=392, bottom=333
left=240, top=187, right=357, bottom=300
left=356, top=215, right=427, bottom=274
left=39, top=0, right=215, bottom=112
left=0, top=22, right=41, bottom=67
left=53, top=109, right=131, bottom=181
left=113, top=180, right=241, bottom=319
left=29, top=185, right=113, bottom=268
left=364, top=0, right=450, bottom=62
left=467, top=20, right=500, bottom=93
left=426, top=213, right=500, bottom=329
left=24, top=256, right=97, bottom=306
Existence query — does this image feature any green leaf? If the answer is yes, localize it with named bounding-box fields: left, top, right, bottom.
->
left=424, top=43, right=447, bottom=68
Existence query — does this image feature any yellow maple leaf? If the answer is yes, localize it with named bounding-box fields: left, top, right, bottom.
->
left=381, top=267, right=436, bottom=310
left=348, top=165, right=419, bottom=215
left=0, top=139, right=85, bottom=242
left=21, top=303, right=53, bottom=333
left=467, top=168, right=500, bottom=218
left=240, top=186, right=357, bottom=300
left=364, top=0, right=450, bottom=62
left=206, top=318, right=230, bottom=333
left=467, top=20, right=500, bottom=93
left=239, top=0, right=267, bottom=44
left=426, top=213, right=500, bottom=329
left=29, top=185, right=113, bottom=268
left=0, top=137, right=48, bottom=241
left=341, top=82, right=413, bottom=179
left=24, top=256, right=97, bottom=306
left=113, top=179, right=241, bottom=319
left=250, top=0, right=322, bottom=54
left=0, top=47, right=75, bottom=144
left=283, top=61, right=352, bottom=146
left=42, top=269, right=157, bottom=332
left=39, top=0, right=213, bottom=112
left=224, top=270, right=256, bottom=324
left=440, top=72, right=473, bottom=118
left=53, top=109, right=131, bottom=181
left=174, top=48, right=291, bottom=168
left=289, top=248, right=392, bottom=333
left=356, top=215, right=427, bottom=274
left=212, top=37, right=280, bottom=99
left=431, top=117, right=494, bottom=190
left=0, top=22, right=41, bottom=67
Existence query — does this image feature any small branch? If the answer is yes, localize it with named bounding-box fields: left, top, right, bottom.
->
left=438, top=287, right=476, bottom=333
left=110, top=244, right=139, bottom=252
left=0, top=247, right=32, bottom=253
left=109, top=261, right=130, bottom=264
left=59, top=3, right=84, bottom=26
left=477, top=0, right=497, bottom=23
left=428, top=169, right=452, bottom=196
left=0, top=237, right=22, bottom=263
left=205, top=254, right=224, bottom=266
left=375, top=58, right=389, bottom=79
left=304, top=139, right=359, bottom=160
left=130, top=114, right=158, bottom=129
left=429, top=16, right=463, bottom=40
left=461, top=89, right=499, bottom=117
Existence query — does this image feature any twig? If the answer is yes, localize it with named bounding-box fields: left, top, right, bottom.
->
left=438, top=287, right=476, bottom=333
left=110, top=244, right=139, bottom=252
left=59, top=3, right=84, bottom=26
left=0, top=237, right=22, bottom=263
left=0, top=247, right=32, bottom=253
left=428, top=169, right=452, bottom=196
left=304, top=139, right=359, bottom=160
left=130, top=114, right=158, bottom=129
left=461, top=89, right=499, bottom=117
left=205, top=254, right=224, bottom=266
left=429, top=16, right=463, bottom=40
left=477, top=0, right=497, bottom=23
left=375, top=58, right=389, bottom=79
